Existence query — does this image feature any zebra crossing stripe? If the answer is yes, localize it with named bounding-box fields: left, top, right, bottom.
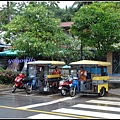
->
left=53, top=108, right=120, bottom=119
left=72, top=104, right=120, bottom=112
left=28, top=113, right=77, bottom=119
left=27, top=97, right=120, bottom=119
left=86, top=100, right=120, bottom=106
left=18, top=96, right=79, bottom=109
left=98, top=97, right=120, bottom=101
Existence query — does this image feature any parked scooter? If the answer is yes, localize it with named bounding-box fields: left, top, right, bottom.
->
left=69, top=76, right=80, bottom=97
left=12, top=73, right=27, bottom=93
left=24, top=76, right=38, bottom=94
left=58, top=75, right=73, bottom=96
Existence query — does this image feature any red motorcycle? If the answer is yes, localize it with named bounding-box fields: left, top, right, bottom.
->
left=58, top=75, right=73, bottom=96
left=12, top=73, right=26, bottom=93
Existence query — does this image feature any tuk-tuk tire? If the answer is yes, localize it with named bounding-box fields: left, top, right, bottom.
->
left=52, top=85, right=58, bottom=93
left=98, top=87, right=106, bottom=97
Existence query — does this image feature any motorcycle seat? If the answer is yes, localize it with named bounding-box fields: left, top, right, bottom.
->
left=22, top=77, right=33, bottom=82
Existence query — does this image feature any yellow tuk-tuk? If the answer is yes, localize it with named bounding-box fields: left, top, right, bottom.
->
left=26, top=60, right=65, bottom=94
left=69, top=60, right=111, bottom=97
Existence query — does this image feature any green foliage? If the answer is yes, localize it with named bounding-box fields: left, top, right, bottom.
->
left=0, top=66, right=5, bottom=70
left=2, top=4, right=66, bottom=59
left=71, top=2, right=120, bottom=58
left=0, top=70, right=19, bottom=84
left=2, top=1, right=120, bottom=62
left=0, top=2, right=27, bottom=25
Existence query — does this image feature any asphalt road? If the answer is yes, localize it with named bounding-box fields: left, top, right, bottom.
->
left=0, top=89, right=120, bottom=119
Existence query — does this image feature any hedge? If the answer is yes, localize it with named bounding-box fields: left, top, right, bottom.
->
left=0, top=69, right=19, bottom=84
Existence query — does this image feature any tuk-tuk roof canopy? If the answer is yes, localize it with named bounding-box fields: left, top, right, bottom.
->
left=27, top=60, right=65, bottom=65
left=69, top=60, right=111, bottom=67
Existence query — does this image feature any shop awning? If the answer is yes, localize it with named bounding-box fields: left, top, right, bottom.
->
left=0, top=51, right=6, bottom=56
left=0, top=44, right=11, bottom=47
left=0, top=50, right=18, bottom=56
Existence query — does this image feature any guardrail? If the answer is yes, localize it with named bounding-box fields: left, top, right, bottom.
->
left=109, top=74, right=120, bottom=82
left=109, top=74, right=120, bottom=80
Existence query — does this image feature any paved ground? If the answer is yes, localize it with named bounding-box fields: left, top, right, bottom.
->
left=0, top=81, right=120, bottom=96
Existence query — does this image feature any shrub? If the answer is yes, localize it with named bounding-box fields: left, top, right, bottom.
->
left=0, top=66, right=5, bottom=71
left=0, top=70, right=19, bottom=84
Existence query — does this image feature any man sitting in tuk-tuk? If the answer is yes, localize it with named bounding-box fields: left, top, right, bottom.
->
left=78, top=66, right=87, bottom=85
left=51, top=66, right=61, bottom=87
left=52, top=66, right=61, bottom=75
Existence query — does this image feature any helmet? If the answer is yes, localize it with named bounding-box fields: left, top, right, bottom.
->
left=19, top=73, right=24, bottom=78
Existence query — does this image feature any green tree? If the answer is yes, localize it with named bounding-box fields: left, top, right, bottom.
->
left=38, top=1, right=73, bottom=22
left=0, top=1, right=27, bottom=25
left=71, top=1, right=93, bottom=12
left=71, top=2, right=120, bottom=60
left=2, top=4, right=66, bottom=60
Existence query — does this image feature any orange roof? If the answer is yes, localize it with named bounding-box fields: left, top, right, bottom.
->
left=60, top=22, right=73, bottom=27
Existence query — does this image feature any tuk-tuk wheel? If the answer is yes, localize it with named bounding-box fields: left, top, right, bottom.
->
left=52, top=85, right=58, bottom=93
left=98, top=87, right=105, bottom=97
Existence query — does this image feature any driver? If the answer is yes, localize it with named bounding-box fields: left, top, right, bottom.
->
left=78, top=66, right=87, bottom=85
left=51, top=66, right=61, bottom=87
left=52, top=66, right=61, bottom=75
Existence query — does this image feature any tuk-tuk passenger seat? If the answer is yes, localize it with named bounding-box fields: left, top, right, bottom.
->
left=86, top=72, right=91, bottom=79
left=101, top=72, right=108, bottom=76
left=86, top=72, right=92, bottom=89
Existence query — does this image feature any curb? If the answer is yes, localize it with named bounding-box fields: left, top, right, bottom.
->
left=0, top=84, right=13, bottom=92
left=108, top=88, right=120, bottom=96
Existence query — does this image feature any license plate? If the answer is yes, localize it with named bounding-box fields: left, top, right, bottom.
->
left=58, top=87, right=62, bottom=89
left=44, top=87, right=48, bottom=91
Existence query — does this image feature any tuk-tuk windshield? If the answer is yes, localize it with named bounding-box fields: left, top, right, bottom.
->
left=28, top=65, right=36, bottom=77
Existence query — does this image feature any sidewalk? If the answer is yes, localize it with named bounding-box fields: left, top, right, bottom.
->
left=108, top=88, right=120, bottom=96
left=108, top=79, right=120, bottom=96
left=0, top=84, right=13, bottom=92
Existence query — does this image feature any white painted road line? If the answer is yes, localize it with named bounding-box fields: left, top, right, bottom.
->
left=27, top=113, right=77, bottom=119
left=72, top=103, right=120, bottom=112
left=53, top=108, right=120, bottom=119
left=86, top=100, right=120, bottom=106
left=17, top=95, right=79, bottom=109
left=26, top=96, right=120, bottom=119
left=98, top=97, right=120, bottom=101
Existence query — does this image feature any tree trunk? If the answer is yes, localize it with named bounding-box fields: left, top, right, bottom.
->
left=80, top=40, right=83, bottom=60
left=7, top=1, right=10, bottom=23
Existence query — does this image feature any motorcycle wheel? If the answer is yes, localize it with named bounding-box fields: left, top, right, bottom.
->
left=26, top=84, right=32, bottom=94
left=12, top=85, right=16, bottom=93
left=69, top=86, right=76, bottom=97
left=61, top=89, right=67, bottom=96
